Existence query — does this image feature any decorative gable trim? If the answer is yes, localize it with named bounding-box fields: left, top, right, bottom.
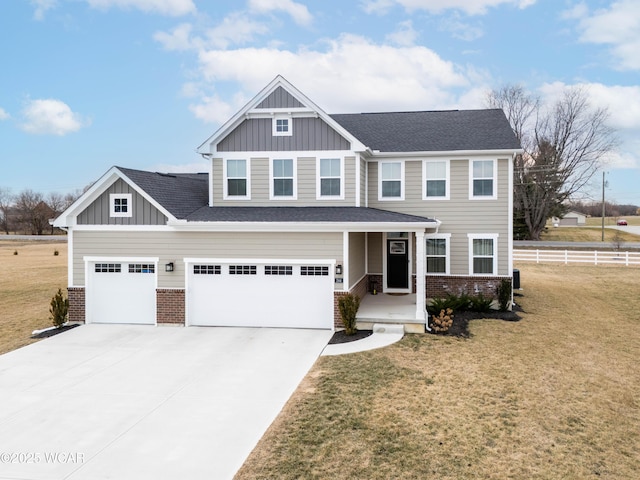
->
left=196, top=75, right=366, bottom=155
left=53, top=166, right=177, bottom=228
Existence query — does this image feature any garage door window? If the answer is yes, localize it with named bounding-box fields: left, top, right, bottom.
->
left=95, top=263, right=121, bottom=273
left=301, top=266, right=329, bottom=276
left=229, top=265, right=257, bottom=275
left=129, top=264, right=155, bottom=274
left=265, top=265, right=293, bottom=275
left=194, top=265, right=221, bottom=275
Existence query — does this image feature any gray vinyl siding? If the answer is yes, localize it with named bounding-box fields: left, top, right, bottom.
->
left=77, top=179, right=167, bottom=225
left=256, top=86, right=304, bottom=109
left=367, top=232, right=383, bottom=274
left=367, top=158, right=511, bottom=275
left=348, top=232, right=366, bottom=288
left=213, top=156, right=357, bottom=206
left=217, top=118, right=350, bottom=152
left=72, top=231, right=343, bottom=289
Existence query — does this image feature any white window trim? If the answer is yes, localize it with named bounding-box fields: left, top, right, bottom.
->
left=423, top=159, right=450, bottom=200
left=269, top=157, right=297, bottom=200
left=110, top=193, right=132, bottom=218
left=467, top=233, right=499, bottom=276
left=469, top=159, right=497, bottom=200
left=425, top=233, right=451, bottom=275
left=316, top=157, right=345, bottom=200
left=223, top=158, right=251, bottom=200
left=272, top=114, right=292, bottom=137
left=378, top=161, right=405, bottom=201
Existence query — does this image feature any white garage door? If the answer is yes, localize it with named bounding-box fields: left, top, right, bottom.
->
left=187, top=261, right=334, bottom=329
left=86, top=261, right=157, bottom=325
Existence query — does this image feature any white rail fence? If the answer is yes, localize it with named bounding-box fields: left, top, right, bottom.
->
left=514, top=249, right=640, bottom=267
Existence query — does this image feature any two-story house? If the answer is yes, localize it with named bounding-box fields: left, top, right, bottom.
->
left=54, top=76, right=522, bottom=333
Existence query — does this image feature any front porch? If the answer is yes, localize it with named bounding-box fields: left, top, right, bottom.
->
left=356, top=292, right=427, bottom=334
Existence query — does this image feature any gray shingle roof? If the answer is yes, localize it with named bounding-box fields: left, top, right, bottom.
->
left=330, top=109, right=521, bottom=152
left=117, top=167, right=208, bottom=219
left=185, top=206, right=436, bottom=223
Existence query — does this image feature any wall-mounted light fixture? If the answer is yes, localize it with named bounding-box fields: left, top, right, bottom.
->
left=165, top=262, right=174, bottom=272
left=335, top=265, right=343, bottom=275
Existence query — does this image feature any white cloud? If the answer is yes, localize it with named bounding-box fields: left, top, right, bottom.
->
left=385, top=20, right=419, bottom=46
left=20, top=99, right=89, bottom=135
left=31, top=0, right=57, bottom=20
left=439, top=13, right=484, bottom=41
left=0, top=108, right=9, bottom=120
left=205, top=12, right=270, bottom=49
left=153, top=23, right=198, bottom=51
left=248, top=0, right=313, bottom=26
left=86, top=0, right=196, bottom=16
left=190, top=34, right=475, bottom=121
left=362, top=0, right=536, bottom=15
left=569, top=0, right=640, bottom=70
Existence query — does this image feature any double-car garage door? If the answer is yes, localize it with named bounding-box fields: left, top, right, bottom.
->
left=86, top=259, right=334, bottom=329
left=187, top=261, right=334, bottom=329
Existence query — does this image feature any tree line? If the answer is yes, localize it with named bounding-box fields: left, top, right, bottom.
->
left=0, top=187, right=84, bottom=235
left=567, top=200, right=639, bottom=218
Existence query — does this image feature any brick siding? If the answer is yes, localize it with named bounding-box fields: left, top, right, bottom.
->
left=156, top=289, right=185, bottom=325
left=426, top=275, right=512, bottom=300
left=333, top=275, right=369, bottom=328
left=67, top=287, right=85, bottom=323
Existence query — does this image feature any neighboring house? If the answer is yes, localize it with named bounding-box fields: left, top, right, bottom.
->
left=553, top=210, right=587, bottom=226
left=54, top=76, right=522, bottom=332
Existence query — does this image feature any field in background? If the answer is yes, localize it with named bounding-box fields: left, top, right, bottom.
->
left=237, top=263, right=640, bottom=479
left=540, top=226, right=640, bottom=243
left=0, top=240, right=67, bottom=354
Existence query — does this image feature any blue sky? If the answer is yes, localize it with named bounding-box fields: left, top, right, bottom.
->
left=1, top=0, right=639, bottom=206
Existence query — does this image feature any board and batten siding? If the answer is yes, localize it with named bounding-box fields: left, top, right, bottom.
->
left=217, top=118, right=350, bottom=152
left=212, top=156, right=357, bottom=206
left=348, top=232, right=366, bottom=288
left=255, top=86, right=304, bottom=109
left=72, top=231, right=343, bottom=289
left=367, top=158, right=511, bottom=276
left=77, top=179, right=167, bottom=225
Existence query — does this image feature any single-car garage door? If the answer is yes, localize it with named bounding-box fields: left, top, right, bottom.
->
left=187, top=261, right=334, bottom=329
left=86, top=260, right=157, bottom=324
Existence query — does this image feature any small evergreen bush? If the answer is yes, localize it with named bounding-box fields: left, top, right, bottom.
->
left=496, top=279, right=512, bottom=311
left=338, top=293, right=360, bottom=335
left=54, top=249, right=59, bottom=256
left=49, top=288, right=69, bottom=328
left=469, top=293, right=493, bottom=312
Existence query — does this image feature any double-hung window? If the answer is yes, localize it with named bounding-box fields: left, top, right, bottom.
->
left=468, top=234, right=498, bottom=275
left=318, top=158, right=342, bottom=198
left=225, top=159, right=249, bottom=199
left=425, top=234, right=450, bottom=274
left=423, top=160, right=449, bottom=200
left=271, top=158, right=295, bottom=199
left=379, top=161, right=403, bottom=200
left=470, top=159, right=496, bottom=199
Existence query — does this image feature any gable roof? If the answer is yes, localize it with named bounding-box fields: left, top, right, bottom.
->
left=330, top=109, right=521, bottom=153
left=116, top=167, right=208, bottom=219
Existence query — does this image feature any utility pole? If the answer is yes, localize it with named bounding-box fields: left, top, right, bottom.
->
left=601, top=171, right=606, bottom=242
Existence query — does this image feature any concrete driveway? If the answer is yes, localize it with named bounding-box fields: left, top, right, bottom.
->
left=0, top=324, right=332, bottom=480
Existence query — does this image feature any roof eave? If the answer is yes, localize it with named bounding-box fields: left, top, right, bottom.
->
left=365, top=148, right=523, bottom=159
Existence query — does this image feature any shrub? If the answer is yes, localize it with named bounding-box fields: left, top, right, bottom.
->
left=431, top=308, right=454, bottom=333
left=49, top=288, right=69, bottom=328
left=496, top=279, right=512, bottom=311
left=428, top=292, right=471, bottom=314
left=13, top=250, right=18, bottom=255
left=469, top=293, right=493, bottom=312
left=338, top=293, right=360, bottom=336
left=54, top=249, right=59, bottom=256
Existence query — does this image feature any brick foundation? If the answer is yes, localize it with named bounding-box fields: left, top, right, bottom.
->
left=156, top=289, right=185, bottom=325
left=333, top=275, right=369, bottom=329
left=426, top=275, right=512, bottom=300
left=67, top=287, right=85, bottom=324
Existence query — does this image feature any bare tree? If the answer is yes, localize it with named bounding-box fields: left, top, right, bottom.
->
left=488, top=85, right=618, bottom=240
left=15, top=189, right=50, bottom=235
left=0, top=187, right=13, bottom=234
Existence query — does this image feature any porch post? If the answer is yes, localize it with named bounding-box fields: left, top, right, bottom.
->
left=415, top=230, right=426, bottom=324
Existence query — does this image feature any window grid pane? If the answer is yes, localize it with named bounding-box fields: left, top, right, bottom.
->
left=320, top=178, right=340, bottom=196
left=193, top=265, right=221, bottom=275
left=300, top=266, right=329, bottom=276
left=382, top=180, right=401, bottom=197
left=229, top=265, right=257, bottom=275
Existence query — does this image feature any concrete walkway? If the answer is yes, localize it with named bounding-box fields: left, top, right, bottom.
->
left=322, top=324, right=404, bottom=356
left=0, top=324, right=332, bottom=480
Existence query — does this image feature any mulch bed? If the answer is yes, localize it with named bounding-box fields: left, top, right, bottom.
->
left=31, top=324, right=80, bottom=339
left=430, top=302, right=524, bottom=338
left=329, top=329, right=373, bottom=344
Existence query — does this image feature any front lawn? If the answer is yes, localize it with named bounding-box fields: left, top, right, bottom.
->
left=236, top=263, right=640, bottom=479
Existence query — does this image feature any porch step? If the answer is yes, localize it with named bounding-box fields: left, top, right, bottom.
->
left=357, top=320, right=425, bottom=334
left=372, top=323, right=404, bottom=335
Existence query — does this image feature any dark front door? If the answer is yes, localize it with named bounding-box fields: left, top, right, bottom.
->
left=387, top=239, right=409, bottom=289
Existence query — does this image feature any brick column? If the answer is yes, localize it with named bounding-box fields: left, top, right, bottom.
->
left=67, top=287, right=85, bottom=324
left=156, top=289, right=185, bottom=325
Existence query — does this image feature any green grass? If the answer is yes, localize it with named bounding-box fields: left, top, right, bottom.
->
left=236, top=263, right=640, bottom=479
